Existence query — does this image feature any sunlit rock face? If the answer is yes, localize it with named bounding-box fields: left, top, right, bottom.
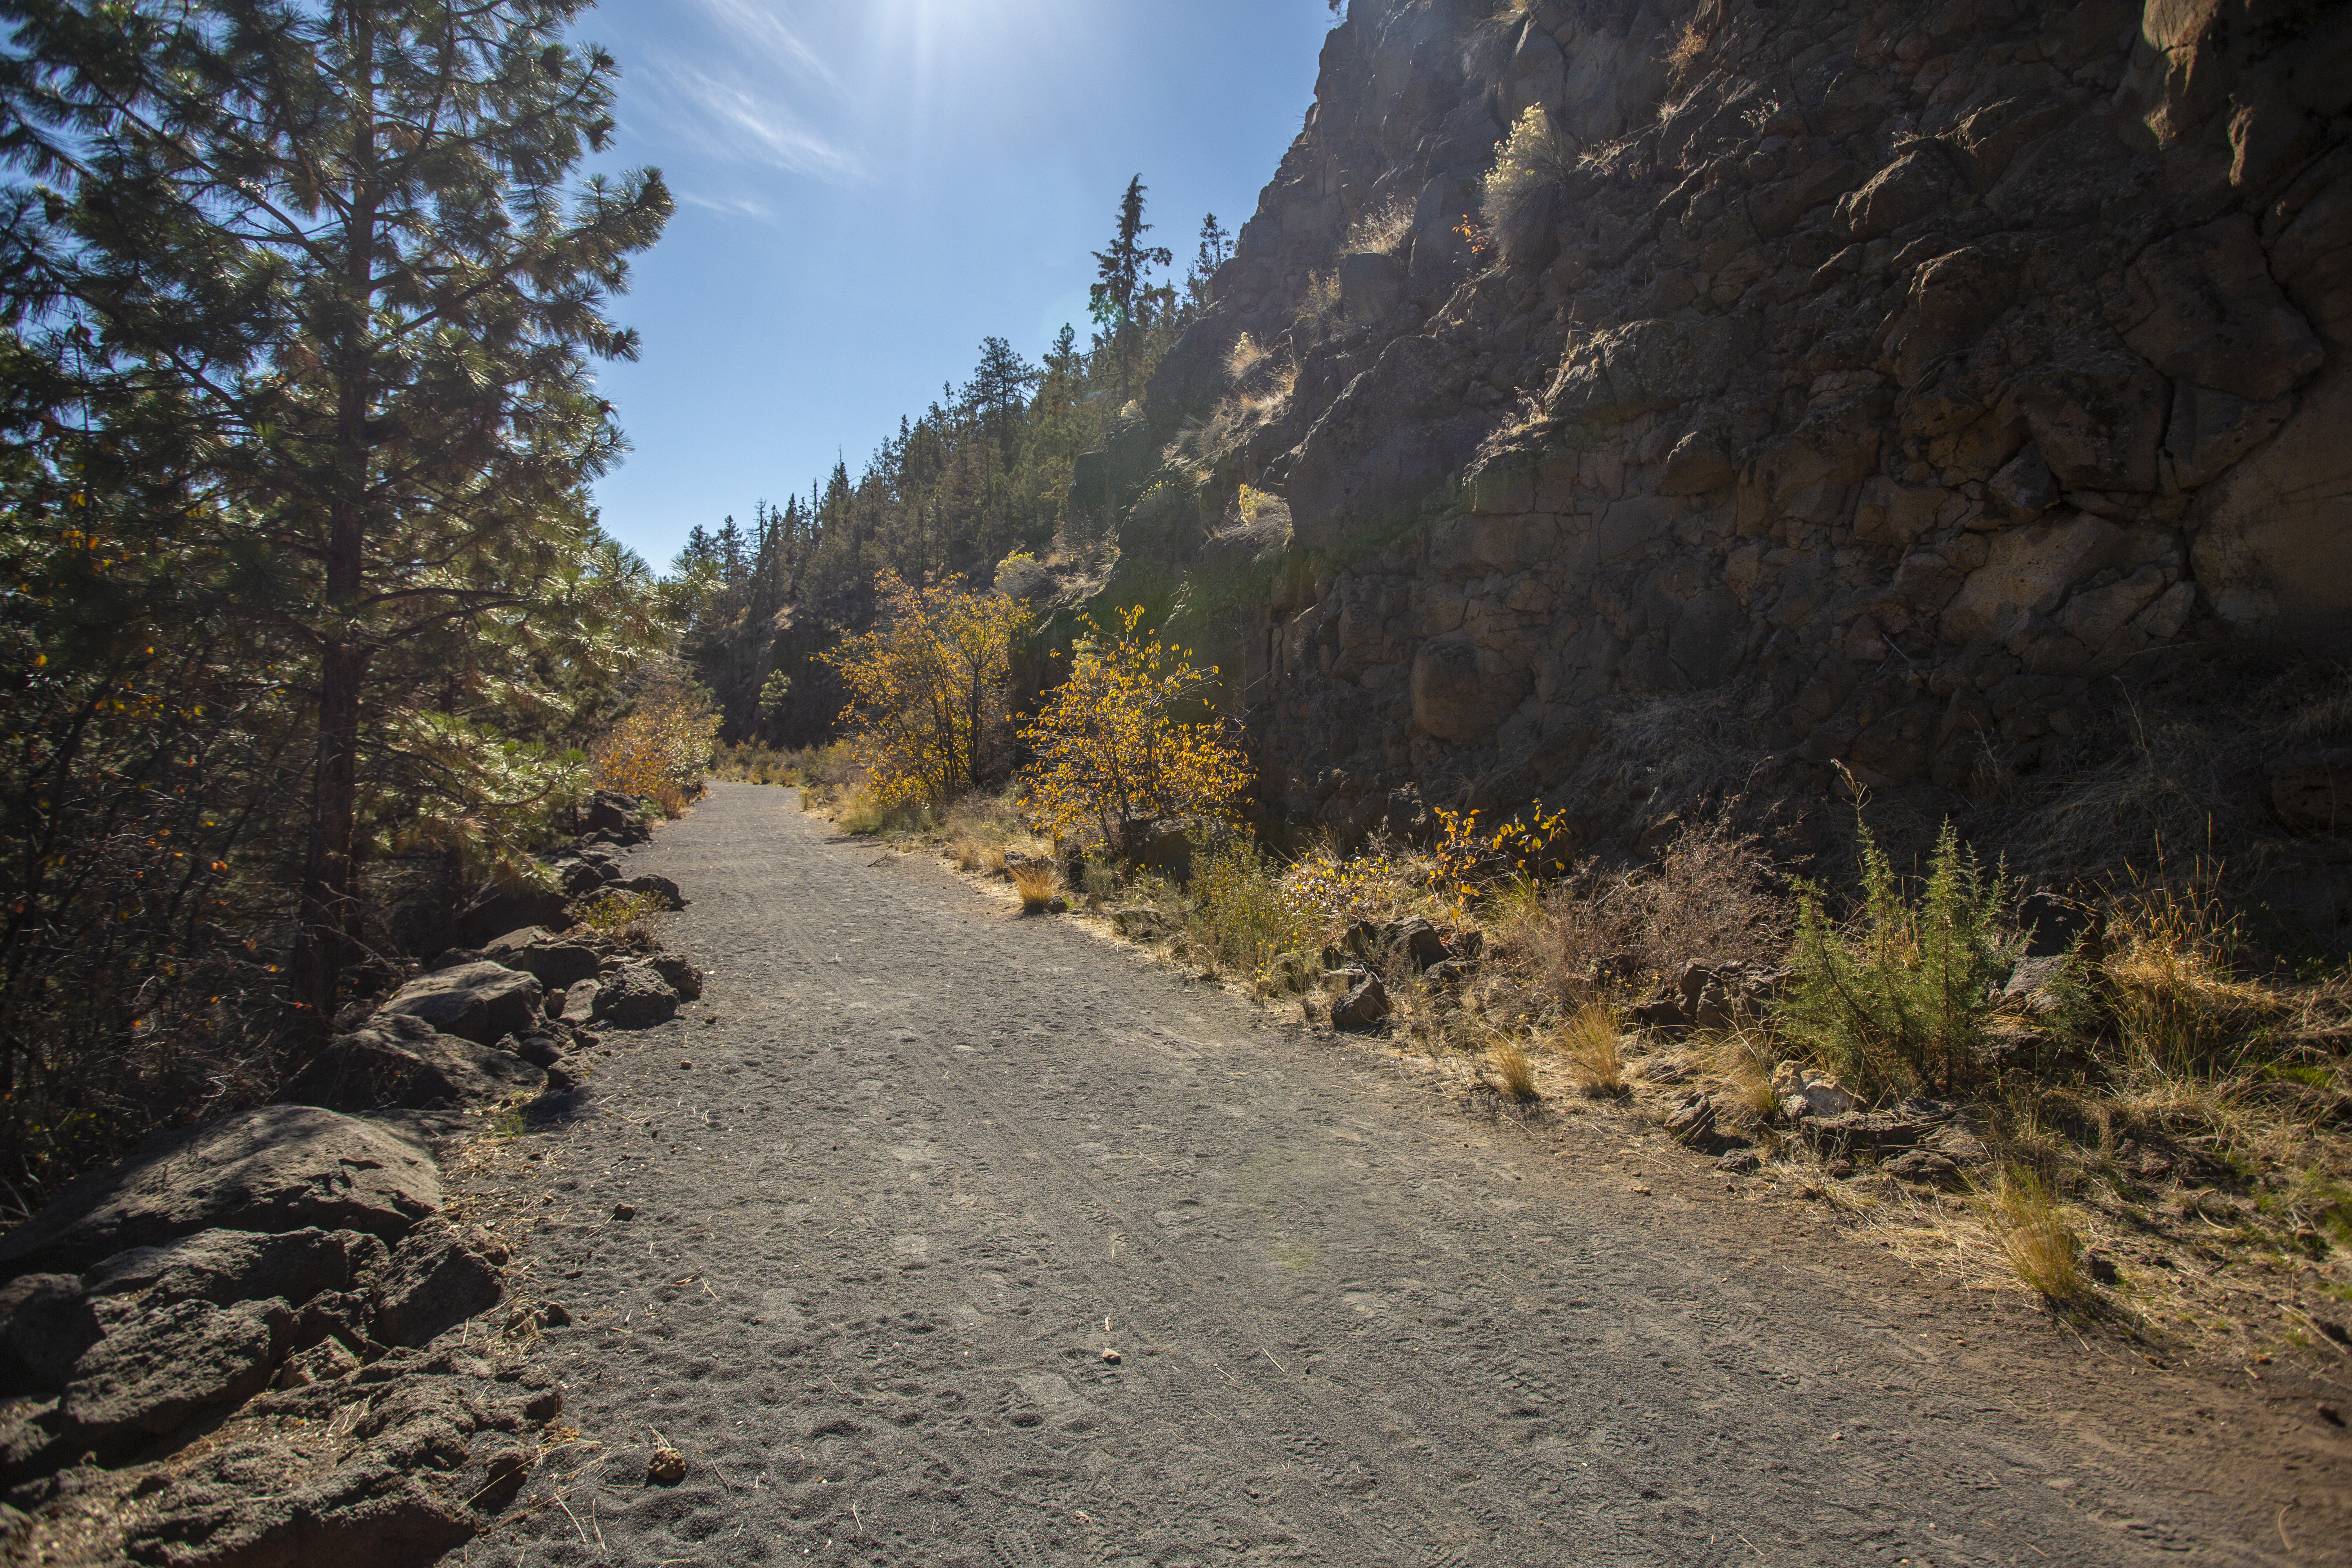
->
left=1102, top=0, right=2351, bottom=843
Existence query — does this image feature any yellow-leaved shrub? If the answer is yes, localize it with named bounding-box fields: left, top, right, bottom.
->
left=826, top=572, right=1032, bottom=810
left=1020, top=606, right=1251, bottom=853
left=592, top=674, right=722, bottom=815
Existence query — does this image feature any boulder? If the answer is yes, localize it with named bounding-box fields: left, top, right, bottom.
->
left=80, top=1227, right=354, bottom=1314
left=1411, top=635, right=1531, bottom=743
left=499, top=1029, right=568, bottom=1070
left=590, top=963, right=680, bottom=1030
left=1883, top=1149, right=1966, bottom=1188
left=617, top=873, right=688, bottom=910
left=1330, top=972, right=1390, bottom=1031
left=559, top=980, right=600, bottom=1025
left=0, top=1276, right=99, bottom=1393
left=375, top=962, right=545, bottom=1047
left=644, top=953, right=704, bottom=1001
left=490, top=938, right=604, bottom=991
left=583, top=789, right=648, bottom=840
left=60, top=1295, right=292, bottom=1443
left=547, top=855, right=618, bottom=899
left=451, top=878, right=572, bottom=950
left=1664, top=1090, right=1724, bottom=1151
left=1804, top=1101, right=1960, bottom=1158
left=1386, top=916, right=1450, bottom=971
left=2000, top=955, right=2076, bottom=1016
left=372, top=1221, right=503, bottom=1350
left=282, top=1013, right=546, bottom=1113
left=1110, top=906, right=1172, bottom=942
left=480, top=926, right=550, bottom=958
left=0, top=1107, right=439, bottom=1274
left=1770, top=1063, right=1858, bottom=1120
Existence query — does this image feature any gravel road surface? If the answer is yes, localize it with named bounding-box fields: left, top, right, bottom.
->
left=459, top=784, right=2347, bottom=1567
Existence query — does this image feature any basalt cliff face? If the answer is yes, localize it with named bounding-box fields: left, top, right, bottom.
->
left=1062, top=0, right=2352, bottom=908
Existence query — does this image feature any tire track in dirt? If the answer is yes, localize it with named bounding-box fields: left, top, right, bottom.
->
left=457, top=784, right=2339, bottom=1568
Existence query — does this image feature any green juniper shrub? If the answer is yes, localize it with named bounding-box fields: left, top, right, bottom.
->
left=1784, top=818, right=2025, bottom=1100
left=1187, top=834, right=1321, bottom=987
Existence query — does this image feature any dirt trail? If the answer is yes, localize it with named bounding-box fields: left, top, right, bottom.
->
left=463, top=783, right=2349, bottom=1567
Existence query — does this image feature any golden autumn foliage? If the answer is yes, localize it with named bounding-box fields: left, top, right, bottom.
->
left=1020, top=606, right=1251, bottom=851
left=826, top=573, right=1033, bottom=808
left=592, top=674, right=723, bottom=815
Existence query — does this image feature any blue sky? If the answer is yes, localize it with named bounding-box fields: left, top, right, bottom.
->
left=576, top=0, right=1336, bottom=569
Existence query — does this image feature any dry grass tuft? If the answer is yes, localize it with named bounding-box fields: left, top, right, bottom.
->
left=2103, top=874, right=2284, bottom=1077
left=1010, top=858, right=1059, bottom=913
left=1560, top=1003, right=1627, bottom=1097
left=1297, top=271, right=1341, bottom=328
left=1490, top=1037, right=1541, bottom=1100
left=1532, top=813, right=1792, bottom=1011
left=1986, top=1166, right=2093, bottom=1307
left=1341, top=198, right=1415, bottom=258
left=1665, top=23, right=1708, bottom=84
left=1709, top=1027, right=1783, bottom=1127
left=1480, top=107, right=1575, bottom=266
left=1225, top=332, right=1269, bottom=382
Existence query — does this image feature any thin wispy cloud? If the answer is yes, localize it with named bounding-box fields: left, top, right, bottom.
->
left=675, top=188, right=779, bottom=223
left=693, top=0, right=844, bottom=93
left=639, top=60, right=863, bottom=182
left=624, top=0, right=861, bottom=187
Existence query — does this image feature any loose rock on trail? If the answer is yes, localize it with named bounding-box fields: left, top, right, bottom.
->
left=470, top=783, right=2350, bottom=1566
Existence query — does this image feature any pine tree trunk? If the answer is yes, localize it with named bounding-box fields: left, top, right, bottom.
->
left=293, top=641, right=366, bottom=1035
left=293, top=6, right=378, bottom=1044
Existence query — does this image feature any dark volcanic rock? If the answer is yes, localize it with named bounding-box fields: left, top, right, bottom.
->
left=591, top=962, right=681, bottom=1030
left=452, top=879, right=572, bottom=950
left=281, top=1013, right=546, bottom=1113
left=80, top=1226, right=355, bottom=1313
left=644, top=953, right=704, bottom=1001
left=0, top=1107, right=439, bottom=1274
left=374, top=962, right=546, bottom=1047
left=1331, top=972, right=1390, bottom=1031
left=0, top=1276, right=98, bottom=1393
left=617, top=872, right=688, bottom=910
left=372, top=1221, right=503, bottom=1350
left=60, top=1295, right=292, bottom=1443
left=584, top=789, right=650, bottom=840
left=490, top=936, right=606, bottom=991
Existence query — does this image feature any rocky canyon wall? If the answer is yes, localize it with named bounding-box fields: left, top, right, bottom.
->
left=1066, top=0, right=2351, bottom=898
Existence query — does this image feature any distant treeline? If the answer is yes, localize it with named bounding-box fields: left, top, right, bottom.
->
left=676, top=182, right=1227, bottom=748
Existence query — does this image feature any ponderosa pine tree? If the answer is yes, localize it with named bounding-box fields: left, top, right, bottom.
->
left=1187, top=213, right=1232, bottom=311
left=0, top=0, right=672, bottom=1033
left=1089, top=175, right=1172, bottom=400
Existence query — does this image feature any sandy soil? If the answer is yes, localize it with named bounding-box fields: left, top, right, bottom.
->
left=450, top=783, right=2352, bottom=1567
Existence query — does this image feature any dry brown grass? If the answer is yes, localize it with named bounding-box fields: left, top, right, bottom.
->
left=1531, top=814, right=1793, bottom=1010
left=1224, top=332, right=1269, bottom=381
left=1560, top=1003, right=1626, bottom=1097
left=1708, top=1026, right=1783, bottom=1127
left=1341, top=198, right=1414, bottom=258
left=1665, top=23, right=1708, bottom=85
left=1489, top=1037, right=1540, bottom=1100
left=1297, top=271, right=1341, bottom=328
left=1010, top=858, right=1059, bottom=913
left=1986, top=1166, right=2093, bottom=1307
left=2103, top=875, right=2286, bottom=1077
